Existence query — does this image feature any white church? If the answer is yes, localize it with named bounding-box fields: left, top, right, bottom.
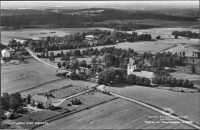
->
left=127, top=57, right=155, bottom=84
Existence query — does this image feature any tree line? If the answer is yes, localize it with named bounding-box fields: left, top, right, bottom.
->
left=1, top=92, right=23, bottom=112
left=25, top=29, right=152, bottom=53
left=2, top=8, right=198, bottom=29
left=172, top=31, right=199, bottom=39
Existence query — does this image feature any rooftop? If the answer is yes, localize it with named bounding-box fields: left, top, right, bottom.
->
left=130, top=71, right=155, bottom=79
left=31, top=95, right=49, bottom=103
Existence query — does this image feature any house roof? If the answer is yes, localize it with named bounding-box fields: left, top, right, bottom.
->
left=58, top=69, right=70, bottom=73
left=86, top=35, right=94, bottom=38
left=31, top=95, right=48, bottom=103
left=130, top=71, right=155, bottom=79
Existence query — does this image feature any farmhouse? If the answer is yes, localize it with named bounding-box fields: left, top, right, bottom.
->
left=1, top=49, right=11, bottom=58
left=127, top=58, right=155, bottom=83
left=76, top=67, right=91, bottom=75
left=193, top=51, right=200, bottom=58
left=31, top=95, right=53, bottom=108
left=85, top=35, right=94, bottom=40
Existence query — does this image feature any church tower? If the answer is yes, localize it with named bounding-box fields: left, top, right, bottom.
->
left=127, top=58, right=137, bottom=75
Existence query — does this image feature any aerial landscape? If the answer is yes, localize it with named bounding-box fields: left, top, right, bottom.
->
left=1, top=1, right=200, bottom=129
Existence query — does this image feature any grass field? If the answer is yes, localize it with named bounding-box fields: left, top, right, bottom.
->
left=21, top=78, right=97, bottom=98
left=105, top=85, right=200, bottom=125
left=58, top=91, right=115, bottom=110
left=1, top=27, right=114, bottom=45
left=1, top=58, right=60, bottom=96
left=40, top=83, right=90, bottom=99
left=14, top=110, right=60, bottom=129
left=14, top=91, right=115, bottom=129
left=39, top=99, right=194, bottom=129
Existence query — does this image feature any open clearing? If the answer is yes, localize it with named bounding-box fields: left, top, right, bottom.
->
left=39, top=99, right=194, bottom=129
left=1, top=58, right=60, bottom=95
left=105, top=85, right=200, bottom=125
left=1, top=27, right=114, bottom=45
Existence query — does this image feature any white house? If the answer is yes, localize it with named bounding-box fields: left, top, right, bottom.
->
left=127, top=58, right=155, bottom=83
left=76, top=67, right=91, bottom=75
left=1, top=49, right=10, bottom=58
left=85, top=35, right=94, bottom=40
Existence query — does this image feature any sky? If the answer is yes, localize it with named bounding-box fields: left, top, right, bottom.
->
left=1, top=1, right=199, bottom=9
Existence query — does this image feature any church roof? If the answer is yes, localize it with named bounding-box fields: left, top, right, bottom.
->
left=130, top=71, right=155, bottom=79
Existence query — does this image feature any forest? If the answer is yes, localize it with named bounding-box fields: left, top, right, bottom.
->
left=1, top=8, right=198, bottom=30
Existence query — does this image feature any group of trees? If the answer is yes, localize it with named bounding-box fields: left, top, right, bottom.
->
left=98, top=67, right=151, bottom=86
left=113, top=23, right=160, bottom=31
left=28, top=29, right=116, bottom=53
left=27, top=29, right=152, bottom=53
left=0, top=43, right=7, bottom=50
left=172, top=31, right=199, bottom=39
left=1, top=92, right=22, bottom=111
left=7, top=39, right=23, bottom=50
left=126, top=74, right=151, bottom=86
left=152, top=76, right=194, bottom=88
left=98, top=67, right=194, bottom=88
left=98, top=67, right=127, bottom=84
left=71, top=98, right=82, bottom=105
left=112, top=30, right=152, bottom=42
left=139, top=51, right=186, bottom=68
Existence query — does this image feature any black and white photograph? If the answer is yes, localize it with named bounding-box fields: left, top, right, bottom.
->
left=0, top=0, right=200, bottom=129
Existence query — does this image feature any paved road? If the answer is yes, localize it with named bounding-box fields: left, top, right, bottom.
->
left=97, top=85, right=200, bottom=129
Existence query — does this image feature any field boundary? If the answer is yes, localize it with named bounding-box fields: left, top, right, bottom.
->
left=19, top=78, right=65, bottom=93
left=99, top=85, right=200, bottom=129
left=32, top=96, right=117, bottom=129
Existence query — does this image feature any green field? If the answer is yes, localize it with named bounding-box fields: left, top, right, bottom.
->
left=105, top=85, right=200, bottom=125
left=39, top=99, right=194, bottom=129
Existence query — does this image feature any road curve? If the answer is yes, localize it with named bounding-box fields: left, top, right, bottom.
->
left=26, top=47, right=58, bottom=69
left=97, top=85, right=200, bottom=129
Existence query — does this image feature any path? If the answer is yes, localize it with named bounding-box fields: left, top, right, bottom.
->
left=23, top=104, right=43, bottom=112
left=26, top=47, right=71, bottom=72
left=52, top=87, right=94, bottom=107
left=97, top=85, right=200, bottom=129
